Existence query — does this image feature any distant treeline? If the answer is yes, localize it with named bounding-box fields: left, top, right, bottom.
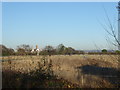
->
left=0, top=44, right=120, bottom=56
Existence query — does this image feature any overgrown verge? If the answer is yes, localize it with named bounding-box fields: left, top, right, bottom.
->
left=2, top=56, right=80, bottom=89
left=2, top=69, right=79, bottom=88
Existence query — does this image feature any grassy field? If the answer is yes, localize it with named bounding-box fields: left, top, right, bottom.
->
left=1, top=54, right=120, bottom=88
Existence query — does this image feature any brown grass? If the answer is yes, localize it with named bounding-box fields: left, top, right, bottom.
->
left=1, top=54, right=120, bottom=88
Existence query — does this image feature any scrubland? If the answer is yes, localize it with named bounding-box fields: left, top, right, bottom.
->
left=1, top=54, right=120, bottom=88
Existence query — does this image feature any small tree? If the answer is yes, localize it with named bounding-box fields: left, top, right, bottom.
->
left=115, top=50, right=120, bottom=54
left=65, top=47, right=75, bottom=55
left=44, top=45, right=54, bottom=56
left=17, top=48, right=26, bottom=55
left=44, top=45, right=54, bottom=51
left=56, top=44, right=66, bottom=54
left=102, top=49, right=107, bottom=53
left=17, top=44, right=32, bottom=55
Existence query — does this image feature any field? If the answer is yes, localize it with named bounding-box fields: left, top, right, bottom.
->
left=1, top=54, right=120, bottom=88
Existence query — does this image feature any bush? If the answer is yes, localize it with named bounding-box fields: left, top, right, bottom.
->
left=102, top=49, right=107, bottom=53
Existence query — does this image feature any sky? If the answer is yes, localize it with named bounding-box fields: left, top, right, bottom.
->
left=2, top=2, right=118, bottom=50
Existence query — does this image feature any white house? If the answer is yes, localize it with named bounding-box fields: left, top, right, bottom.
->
left=31, top=45, right=42, bottom=55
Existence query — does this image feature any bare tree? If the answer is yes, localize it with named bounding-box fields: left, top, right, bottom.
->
left=17, top=44, right=32, bottom=55
left=99, top=6, right=120, bottom=50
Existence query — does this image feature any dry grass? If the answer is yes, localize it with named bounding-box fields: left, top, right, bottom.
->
left=1, top=54, right=120, bottom=88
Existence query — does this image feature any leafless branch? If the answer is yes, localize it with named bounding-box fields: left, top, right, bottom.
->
left=99, top=6, right=120, bottom=49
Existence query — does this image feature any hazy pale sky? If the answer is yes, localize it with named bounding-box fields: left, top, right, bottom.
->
left=2, top=2, right=118, bottom=50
